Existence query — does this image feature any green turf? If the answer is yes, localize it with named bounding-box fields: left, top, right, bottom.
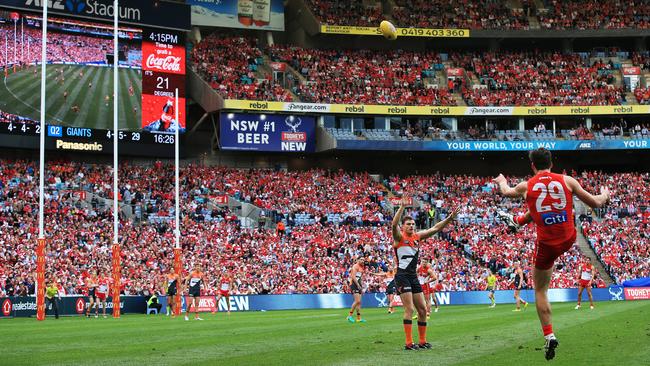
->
left=1, top=301, right=648, bottom=366
left=0, top=64, right=142, bottom=131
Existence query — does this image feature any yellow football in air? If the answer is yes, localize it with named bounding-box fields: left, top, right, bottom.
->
left=379, top=20, right=397, bottom=40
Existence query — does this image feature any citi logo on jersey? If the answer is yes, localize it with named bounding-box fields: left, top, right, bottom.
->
left=541, top=211, right=568, bottom=226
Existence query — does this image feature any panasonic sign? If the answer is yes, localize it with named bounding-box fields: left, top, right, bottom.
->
left=25, top=0, right=141, bottom=22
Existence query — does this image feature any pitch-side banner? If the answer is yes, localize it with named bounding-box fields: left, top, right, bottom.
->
left=624, top=287, right=650, bottom=300
left=320, top=25, right=470, bottom=38
left=188, top=0, right=284, bottom=31
left=223, top=100, right=650, bottom=116
left=156, top=287, right=624, bottom=313
left=336, top=139, right=650, bottom=151
left=0, top=296, right=146, bottom=318
left=219, top=112, right=316, bottom=152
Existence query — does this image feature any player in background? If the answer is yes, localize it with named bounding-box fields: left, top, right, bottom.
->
left=128, top=82, right=135, bottom=97
left=165, top=271, right=180, bottom=317
left=509, top=262, right=529, bottom=312
left=216, top=272, right=234, bottom=315
left=430, top=282, right=441, bottom=313
left=485, top=270, right=498, bottom=308
left=85, top=270, right=98, bottom=318
left=493, top=148, right=610, bottom=360
left=392, top=198, right=459, bottom=350
left=415, top=261, right=436, bottom=319
left=96, top=269, right=110, bottom=318
left=185, top=266, right=205, bottom=321
left=575, top=256, right=595, bottom=310
left=347, top=257, right=367, bottom=323
left=372, top=265, right=397, bottom=314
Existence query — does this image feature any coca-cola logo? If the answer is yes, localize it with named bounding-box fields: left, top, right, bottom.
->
left=146, top=54, right=182, bottom=72
left=2, top=299, right=11, bottom=316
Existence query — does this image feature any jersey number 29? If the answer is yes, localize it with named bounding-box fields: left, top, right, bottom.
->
left=532, top=181, right=567, bottom=213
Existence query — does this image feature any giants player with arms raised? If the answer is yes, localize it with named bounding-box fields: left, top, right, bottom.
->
left=575, top=256, right=595, bottom=310
left=493, top=148, right=609, bottom=360
left=391, top=198, right=458, bottom=350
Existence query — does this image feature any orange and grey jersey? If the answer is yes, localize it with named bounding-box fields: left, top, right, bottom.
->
left=395, top=232, right=421, bottom=275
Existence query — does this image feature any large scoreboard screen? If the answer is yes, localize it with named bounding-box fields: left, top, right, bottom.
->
left=0, top=1, right=189, bottom=156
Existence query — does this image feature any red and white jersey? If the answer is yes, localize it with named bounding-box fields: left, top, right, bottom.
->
left=580, top=264, right=593, bottom=280
left=526, top=171, right=576, bottom=245
left=97, top=277, right=109, bottom=294
left=220, top=277, right=231, bottom=291
left=417, top=266, right=430, bottom=284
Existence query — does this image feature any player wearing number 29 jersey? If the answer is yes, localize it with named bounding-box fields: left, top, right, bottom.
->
left=494, top=148, right=610, bottom=361
left=525, top=171, right=577, bottom=271
left=526, top=171, right=575, bottom=247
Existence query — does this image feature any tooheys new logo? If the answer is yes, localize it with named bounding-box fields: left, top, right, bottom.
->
left=145, top=55, right=182, bottom=72
left=25, top=0, right=141, bottom=22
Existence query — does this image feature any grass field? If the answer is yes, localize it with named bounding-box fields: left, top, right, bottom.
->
left=0, top=65, right=142, bottom=130
left=1, top=301, right=648, bottom=366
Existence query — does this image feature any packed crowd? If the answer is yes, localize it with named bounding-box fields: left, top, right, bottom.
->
left=452, top=52, right=624, bottom=106
left=192, top=36, right=644, bottom=107
left=268, top=45, right=456, bottom=105
left=391, top=0, right=530, bottom=30
left=2, top=160, right=643, bottom=298
left=306, top=0, right=383, bottom=27
left=304, top=0, right=648, bottom=30
left=537, top=0, right=650, bottom=30
left=0, top=23, right=118, bottom=67
left=191, top=35, right=293, bottom=102
left=574, top=171, right=649, bottom=283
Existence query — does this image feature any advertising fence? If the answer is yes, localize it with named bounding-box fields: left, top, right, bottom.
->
left=336, top=139, right=650, bottom=151
left=0, top=296, right=146, bottom=318
left=224, top=99, right=650, bottom=117
left=0, top=287, right=633, bottom=318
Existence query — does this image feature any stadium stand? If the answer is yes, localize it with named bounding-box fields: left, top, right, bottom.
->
left=305, top=0, right=648, bottom=31
left=4, top=159, right=642, bottom=297
left=191, top=36, right=650, bottom=107
left=306, top=0, right=384, bottom=27
left=391, top=0, right=530, bottom=30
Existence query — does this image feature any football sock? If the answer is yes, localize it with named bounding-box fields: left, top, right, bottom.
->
left=403, top=319, right=413, bottom=344
left=417, top=321, right=427, bottom=344
left=542, top=324, right=554, bottom=337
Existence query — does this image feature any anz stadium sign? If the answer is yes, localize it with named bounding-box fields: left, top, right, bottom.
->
left=0, top=0, right=190, bottom=30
